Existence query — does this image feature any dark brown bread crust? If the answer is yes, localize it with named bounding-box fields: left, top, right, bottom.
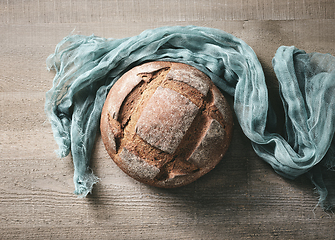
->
left=100, top=61, right=233, bottom=188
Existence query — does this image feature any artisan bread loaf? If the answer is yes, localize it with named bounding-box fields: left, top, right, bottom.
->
left=100, top=61, right=233, bottom=188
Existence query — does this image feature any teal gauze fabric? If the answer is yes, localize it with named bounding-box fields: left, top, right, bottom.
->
left=45, top=26, right=335, bottom=209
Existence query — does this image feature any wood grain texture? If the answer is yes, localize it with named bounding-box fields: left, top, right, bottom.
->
left=1, top=0, right=335, bottom=239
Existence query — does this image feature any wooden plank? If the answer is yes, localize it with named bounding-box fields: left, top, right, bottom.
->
left=1, top=0, right=334, bottom=24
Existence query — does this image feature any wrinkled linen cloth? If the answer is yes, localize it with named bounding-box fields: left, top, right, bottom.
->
left=45, top=26, right=335, bottom=209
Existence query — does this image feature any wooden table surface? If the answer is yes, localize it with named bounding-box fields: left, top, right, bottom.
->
left=1, top=0, right=334, bottom=239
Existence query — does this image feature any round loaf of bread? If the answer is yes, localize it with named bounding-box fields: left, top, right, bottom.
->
left=100, top=61, right=233, bottom=188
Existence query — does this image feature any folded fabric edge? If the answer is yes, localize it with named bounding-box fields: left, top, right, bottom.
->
left=73, top=169, right=100, bottom=197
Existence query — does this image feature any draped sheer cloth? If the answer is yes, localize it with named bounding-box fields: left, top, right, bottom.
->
left=45, top=26, right=335, bottom=209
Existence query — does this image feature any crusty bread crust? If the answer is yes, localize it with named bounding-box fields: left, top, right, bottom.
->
left=100, top=62, right=233, bottom=188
